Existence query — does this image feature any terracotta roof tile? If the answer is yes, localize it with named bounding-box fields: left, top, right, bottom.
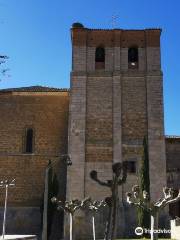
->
left=74, top=27, right=162, bottom=32
left=0, top=85, right=69, bottom=93
left=166, top=135, right=180, bottom=139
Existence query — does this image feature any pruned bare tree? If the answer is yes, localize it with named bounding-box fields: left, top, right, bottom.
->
left=51, top=197, right=89, bottom=240
left=82, top=198, right=106, bottom=240
left=126, top=185, right=180, bottom=240
left=90, top=162, right=127, bottom=240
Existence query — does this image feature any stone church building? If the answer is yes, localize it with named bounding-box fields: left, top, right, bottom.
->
left=0, top=23, right=180, bottom=238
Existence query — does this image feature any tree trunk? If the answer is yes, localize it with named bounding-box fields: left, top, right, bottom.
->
left=70, top=213, right=73, bottom=240
left=111, top=196, right=118, bottom=240
left=92, top=216, right=96, bottom=240
left=110, top=178, right=119, bottom=240
left=42, top=164, right=50, bottom=240
left=104, top=205, right=112, bottom=240
left=151, top=212, right=159, bottom=240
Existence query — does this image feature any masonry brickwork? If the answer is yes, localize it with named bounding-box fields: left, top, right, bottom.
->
left=0, top=89, right=69, bottom=236
left=166, top=137, right=180, bottom=220
left=65, top=24, right=167, bottom=238
left=0, top=24, right=180, bottom=239
left=0, top=91, right=69, bottom=205
left=166, top=137, right=180, bottom=188
left=68, top=25, right=166, bottom=203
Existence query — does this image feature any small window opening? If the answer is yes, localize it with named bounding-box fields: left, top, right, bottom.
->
left=25, top=128, right=34, bottom=153
left=127, top=161, right=136, bottom=173
left=95, top=47, right=105, bottom=69
left=128, top=47, right=138, bottom=69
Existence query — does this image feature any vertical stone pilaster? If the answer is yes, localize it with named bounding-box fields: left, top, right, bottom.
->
left=87, top=47, right=95, bottom=71
left=146, top=47, right=161, bottom=71
left=138, top=48, right=146, bottom=71
left=105, top=47, right=114, bottom=71
left=113, top=74, right=122, bottom=163
left=114, top=30, right=121, bottom=71
left=121, top=48, right=128, bottom=71
left=66, top=74, right=86, bottom=200
left=114, top=47, right=121, bottom=70
left=113, top=74, right=125, bottom=233
left=146, top=74, right=166, bottom=201
left=73, top=46, right=87, bottom=71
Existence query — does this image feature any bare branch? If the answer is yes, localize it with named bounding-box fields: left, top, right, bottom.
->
left=166, top=189, right=180, bottom=205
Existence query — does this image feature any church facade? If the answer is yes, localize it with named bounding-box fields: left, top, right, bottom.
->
left=0, top=23, right=180, bottom=239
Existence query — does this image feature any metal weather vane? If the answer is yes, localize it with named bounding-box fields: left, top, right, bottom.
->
left=110, top=14, right=119, bottom=29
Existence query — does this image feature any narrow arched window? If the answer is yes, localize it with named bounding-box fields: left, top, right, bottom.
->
left=95, top=47, right=105, bottom=69
left=25, top=128, right=34, bottom=153
left=128, top=47, right=138, bottom=69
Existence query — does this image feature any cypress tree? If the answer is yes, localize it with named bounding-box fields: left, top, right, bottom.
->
left=137, top=136, right=150, bottom=231
left=47, top=162, right=59, bottom=239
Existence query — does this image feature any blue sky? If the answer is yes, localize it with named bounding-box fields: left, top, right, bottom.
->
left=0, top=0, right=180, bottom=135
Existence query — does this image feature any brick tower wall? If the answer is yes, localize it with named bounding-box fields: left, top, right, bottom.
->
left=67, top=25, right=167, bottom=238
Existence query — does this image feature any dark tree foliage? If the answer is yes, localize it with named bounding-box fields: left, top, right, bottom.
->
left=138, top=136, right=150, bottom=230
left=0, top=55, right=10, bottom=81
left=47, top=162, right=59, bottom=239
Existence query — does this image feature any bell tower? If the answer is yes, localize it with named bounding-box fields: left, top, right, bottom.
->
left=66, top=22, right=166, bottom=236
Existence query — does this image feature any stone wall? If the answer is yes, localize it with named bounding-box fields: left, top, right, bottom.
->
left=0, top=91, right=69, bottom=236
left=166, top=138, right=180, bottom=221
left=86, top=75, right=113, bottom=163
left=66, top=74, right=87, bottom=200
left=122, top=74, right=147, bottom=142
left=166, top=137, right=180, bottom=195
left=166, top=137, right=180, bottom=188
left=166, top=137, right=180, bottom=171
left=0, top=207, right=41, bottom=237
left=0, top=91, right=69, bottom=205
left=68, top=25, right=167, bottom=239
